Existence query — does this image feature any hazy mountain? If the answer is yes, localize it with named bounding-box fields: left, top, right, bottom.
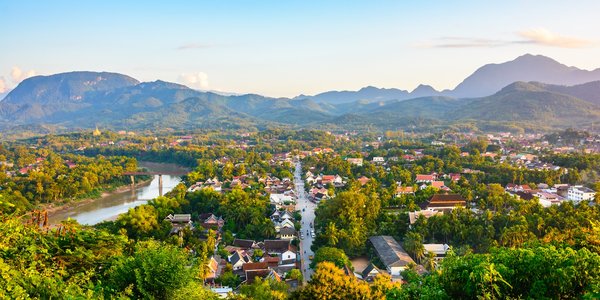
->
left=449, top=54, right=600, bottom=98
left=410, top=84, right=442, bottom=98
left=337, top=81, right=600, bottom=130
left=0, top=90, right=10, bottom=101
left=298, top=54, right=600, bottom=103
left=2, top=61, right=600, bottom=133
left=295, top=86, right=411, bottom=105
left=0, top=72, right=139, bottom=122
left=452, top=82, right=600, bottom=126
left=0, top=71, right=331, bottom=129
left=525, top=81, right=600, bottom=106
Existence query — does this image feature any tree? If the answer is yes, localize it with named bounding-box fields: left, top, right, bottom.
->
left=239, top=278, right=288, bottom=300
left=107, top=240, right=195, bottom=299
left=371, top=273, right=400, bottom=299
left=291, top=262, right=372, bottom=299
left=286, top=269, right=304, bottom=282
left=310, top=247, right=352, bottom=269
left=403, top=232, right=425, bottom=263
left=423, top=251, right=437, bottom=273
left=117, top=205, right=160, bottom=238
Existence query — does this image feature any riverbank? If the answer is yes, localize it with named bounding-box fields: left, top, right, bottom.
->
left=42, top=178, right=153, bottom=218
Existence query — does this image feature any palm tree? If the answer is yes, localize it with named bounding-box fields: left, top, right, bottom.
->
left=404, top=232, right=425, bottom=263
left=325, top=222, right=339, bottom=246
left=423, top=251, right=437, bottom=272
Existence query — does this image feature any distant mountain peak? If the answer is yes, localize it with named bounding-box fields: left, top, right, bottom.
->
left=449, top=53, right=600, bottom=98
left=411, top=84, right=438, bottom=93
left=497, top=81, right=545, bottom=94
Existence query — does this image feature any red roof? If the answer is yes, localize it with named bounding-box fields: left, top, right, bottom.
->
left=416, top=174, right=435, bottom=181
left=431, top=181, right=445, bottom=188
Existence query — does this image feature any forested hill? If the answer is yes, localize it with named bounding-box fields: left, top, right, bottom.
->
left=2, top=58, right=600, bottom=134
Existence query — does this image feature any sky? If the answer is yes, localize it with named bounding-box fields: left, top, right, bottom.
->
left=1, top=1, right=600, bottom=97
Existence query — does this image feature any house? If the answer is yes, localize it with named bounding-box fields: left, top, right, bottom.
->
left=369, top=236, right=415, bottom=276
left=264, top=240, right=296, bottom=266
left=395, top=186, right=415, bottom=197
left=199, top=213, right=224, bottom=231
left=245, top=269, right=282, bottom=284
left=273, top=218, right=295, bottom=233
left=279, top=227, right=297, bottom=240
left=372, top=157, right=385, bottom=163
left=505, top=184, right=532, bottom=193
left=242, top=262, right=268, bottom=272
left=357, top=176, right=370, bottom=186
left=229, top=250, right=252, bottom=271
left=233, top=239, right=256, bottom=249
left=448, top=173, right=461, bottom=182
left=346, top=158, right=364, bottom=166
left=321, top=175, right=343, bottom=185
left=416, top=174, right=436, bottom=183
left=421, top=194, right=466, bottom=212
left=261, top=256, right=280, bottom=268
left=535, top=191, right=565, bottom=207
left=205, top=256, right=222, bottom=282
left=164, top=214, right=193, bottom=233
left=423, top=244, right=450, bottom=261
left=568, top=186, right=596, bottom=202
left=270, top=193, right=294, bottom=205
left=361, top=263, right=381, bottom=282
left=431, top=181, right=451, bottom=191
left=408, top=209, right=443, bottom=224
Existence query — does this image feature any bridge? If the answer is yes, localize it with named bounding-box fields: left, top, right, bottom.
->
left=123, top=171, right=189, bottom=176
left=123, top=171, right=189, bottom=196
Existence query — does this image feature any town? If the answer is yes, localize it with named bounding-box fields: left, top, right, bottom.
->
left=1, top=127, right=599, bottom=299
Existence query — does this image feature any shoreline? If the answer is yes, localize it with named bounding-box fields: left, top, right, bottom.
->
left=42, top=178, right=153, bottom=218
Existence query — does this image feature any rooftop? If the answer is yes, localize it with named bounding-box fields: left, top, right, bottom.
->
left=369, top=235, right=414, bottom=268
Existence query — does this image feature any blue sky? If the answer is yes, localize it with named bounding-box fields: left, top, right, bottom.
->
left=1, top=1, right=599, bottom=97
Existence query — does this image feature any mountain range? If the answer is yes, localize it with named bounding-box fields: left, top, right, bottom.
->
left=1, top=54, right=600, bottom=133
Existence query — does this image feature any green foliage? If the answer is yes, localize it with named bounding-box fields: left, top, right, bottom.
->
left=310, top=247, right=352, bottom=270
left=107, top=240, right=196, bottom=299
left=313, top=189, right=380, bottom=256
left=437, top=245, right=600, bottom=299
left=239, top=278, right=289, bottom=300
left=117, top=205, right=160, bottom=239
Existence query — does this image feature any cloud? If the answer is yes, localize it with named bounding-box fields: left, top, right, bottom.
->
left=418, top=28, right=594, bottom=49
left=0, top=76, right=7, bottom=93
left=177, top=72, right=209, bottom=90
left=518, top=28, right=593, bottom=48
left=177, top=43, right=213, bottom=50
left=10, top=66, right=36, bottom=84
left=416, top=37, right=510, bottom=48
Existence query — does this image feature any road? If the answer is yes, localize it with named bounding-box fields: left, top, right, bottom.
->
left=294, top=159, right=316, bottom=281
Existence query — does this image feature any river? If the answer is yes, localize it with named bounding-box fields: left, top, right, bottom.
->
left=47, top=162, right=187, bottom=226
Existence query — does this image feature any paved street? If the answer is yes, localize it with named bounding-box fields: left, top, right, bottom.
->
left=294, top=159, right=316, bottom=281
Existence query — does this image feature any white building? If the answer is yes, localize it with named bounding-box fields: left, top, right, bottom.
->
left=346, top=158, right=364, bottom=166
left=372, top=157, right=385, bottom=163
left=568, top=186, right=596, bottom=202
left=270, top=193, right=294, bottom=205
left=535, top=191, right=565, bottom=207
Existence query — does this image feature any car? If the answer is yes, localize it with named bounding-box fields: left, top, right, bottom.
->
left=310, top=231, right=315, bottom=238
left=308, top=255, right=314, bottom=260
left=300, top=234, right=304, bottom=240
left=302, top=208, right=305, bottom=212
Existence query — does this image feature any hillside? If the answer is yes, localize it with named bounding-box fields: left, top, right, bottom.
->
left=452, top=82, right=600, bottom=128
left=0, top=72, right=139, bottom=122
